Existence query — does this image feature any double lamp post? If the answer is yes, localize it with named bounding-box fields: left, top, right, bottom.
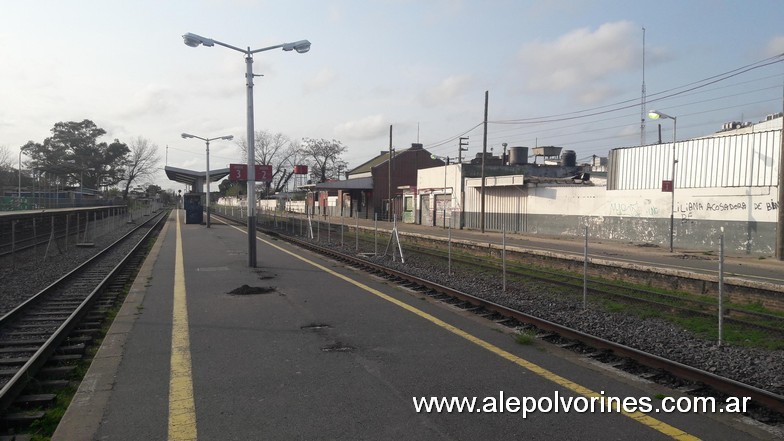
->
left=182, top=32, right=310, bottom=267
left=181, top=133, right=234, bottom=228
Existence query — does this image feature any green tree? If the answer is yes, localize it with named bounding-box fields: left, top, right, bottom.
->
left=218, top=178, right=243, bottom=197
left=145, top=184, right=162, bottom=198
left=21, top=120, right=130, bottom=191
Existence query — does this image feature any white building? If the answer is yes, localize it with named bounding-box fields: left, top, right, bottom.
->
left=415, top=115, right=782, bottom=254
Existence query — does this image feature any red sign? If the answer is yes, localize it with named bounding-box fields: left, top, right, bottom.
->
left=661, top=180, right=673, bottom=192
left=229, top=164, right=273, bottom=182
left=293, top=165, right=308, bottom=175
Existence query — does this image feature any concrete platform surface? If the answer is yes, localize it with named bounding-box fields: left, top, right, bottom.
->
left=52, top=210, right=778, bottom=440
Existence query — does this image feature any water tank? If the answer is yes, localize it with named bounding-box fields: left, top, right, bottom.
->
left=561, top=150, right=576, bottom=167
left=508, top=146, right=528, bottom=165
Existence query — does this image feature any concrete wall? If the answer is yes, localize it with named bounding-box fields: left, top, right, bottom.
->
left=459, top=183, right=779, bottom=254
left=410, top=128, right=782, bottom=255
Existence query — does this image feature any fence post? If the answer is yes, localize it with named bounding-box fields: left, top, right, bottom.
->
left=583, top=225, right=588, bottom=310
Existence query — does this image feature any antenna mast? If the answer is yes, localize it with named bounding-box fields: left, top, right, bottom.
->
left=641, top=27, right=647, bottom=147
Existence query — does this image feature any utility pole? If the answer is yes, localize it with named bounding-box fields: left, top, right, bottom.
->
left=458, top=137, right=469, bottom=163
left=481, top=90, right=488, bottom=233
left=777, top=80, right=784, bottom=260
left=388, top=124, right=393, bottom=221
left=641, top=27, right=647, bottom=148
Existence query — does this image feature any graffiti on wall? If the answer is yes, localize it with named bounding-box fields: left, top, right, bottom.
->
left=609, top=200, right=658, bottom=217
left=609, top=198, right=779, bottom=221
left=676, top=198, right=778, bottom=221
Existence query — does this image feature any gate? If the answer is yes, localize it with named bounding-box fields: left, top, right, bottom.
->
left=420, top=194, right=432, bottom=226
left=434, top=194, right=450, bottom=228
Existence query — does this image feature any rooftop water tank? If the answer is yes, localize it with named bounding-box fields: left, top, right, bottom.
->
left=508, top=146, right=528, bottom=165
left=561, top=150, right=576, bottom=167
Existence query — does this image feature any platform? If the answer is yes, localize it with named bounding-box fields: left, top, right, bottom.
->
left=53, top=209, right=776, bottom=440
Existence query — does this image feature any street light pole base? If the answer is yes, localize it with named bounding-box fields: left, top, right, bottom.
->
left=248, top=215, right=257, bottom=267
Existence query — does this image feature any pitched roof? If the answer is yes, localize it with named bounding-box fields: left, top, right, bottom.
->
left=348, top=143, right=427, bottom=175
left=348, top=151, right=392, bottom=175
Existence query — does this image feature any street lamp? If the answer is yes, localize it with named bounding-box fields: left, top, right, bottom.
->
left=181, top=133, right=234, bottom=228
left=18, top=148, right=22, bottom=199
left=183, top=32, right=311, bottom=267
left=648, top=110, right=678, bottom=252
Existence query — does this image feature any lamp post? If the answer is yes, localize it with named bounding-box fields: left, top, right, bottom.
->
left=181, top=133, right=234, bottom=228
left=18, top=148, right=22, bottom=199
left=183, top=32, right=311, bottom=267
left=648, top=110, right=677, bottom=252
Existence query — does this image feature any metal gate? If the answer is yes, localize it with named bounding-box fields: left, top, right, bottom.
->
left=434, top=194, right=450, bottom=228
left=420, top=194, right=432, bottom=226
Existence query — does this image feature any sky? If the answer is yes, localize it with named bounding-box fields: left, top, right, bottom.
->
left=2, top=0, right=784, bottom=192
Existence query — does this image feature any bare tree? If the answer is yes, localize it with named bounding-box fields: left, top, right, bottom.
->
left=300, top=138, right=348, bottom=183
left=236, top=130, right=299, bottom=195
left=0, top=146, right=13, bottom=171
left=121, top=137, right=161, bottom=199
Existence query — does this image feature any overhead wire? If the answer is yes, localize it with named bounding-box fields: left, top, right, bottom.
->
left=421, top=54, right=784, bottom=157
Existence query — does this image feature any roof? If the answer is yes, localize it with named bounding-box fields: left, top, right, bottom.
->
left=348, top=151, right=392, bottom=175
left=347, top=143, right=428, bottom=176
left=164, top=165, right=230, bottom=186
left=314, top=177, right=374, bottom=190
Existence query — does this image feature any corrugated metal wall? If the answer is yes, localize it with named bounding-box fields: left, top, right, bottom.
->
left=608, top=130, right=781, bottom=190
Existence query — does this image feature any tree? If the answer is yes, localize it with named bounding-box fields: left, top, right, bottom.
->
left=218, top=178, right=243, bottom=197
left=0, top=146, right=13, bottom=171
left=236, top=130, right=300, bottom=196
left=300, top=138, right=348, bottom=183
left=21, top=120, right=130, bottom=191
left=145, top=184, right=162, bottom=198
left=121, top=137, right=161, bottom=200
left=0, top=146, right=17, bottom=190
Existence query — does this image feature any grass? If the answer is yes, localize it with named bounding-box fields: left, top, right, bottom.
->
left=308, top=222, right=784, bottom=350
left=513, top=331, right=537, bottom=345
left=670, top=315, right=784, bottom=349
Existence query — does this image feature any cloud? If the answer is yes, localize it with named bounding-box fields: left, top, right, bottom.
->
left=304, top=68, right=337, bottom=94
left=765, top=35, right=784, bottom=57
left=518, top=21, right=641, bottom=101
left=118, top=84, right=181, bottom=120
left=334, top=114, right=387, bottom=140
left=576, top=85, right=622, bottom=106
left=419, top=74, right=473, bottom=107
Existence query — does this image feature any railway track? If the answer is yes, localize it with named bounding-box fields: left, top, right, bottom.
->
left=393, top=240, right=784, bottom=338
left=215, top=211, right=784, bottom=418
left=0, top=209, right=168, bottom=431
left=261, top=212, right=784, bottom=340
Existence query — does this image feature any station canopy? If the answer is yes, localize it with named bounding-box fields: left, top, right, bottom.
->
left=165, top=165, right=230, bottom=190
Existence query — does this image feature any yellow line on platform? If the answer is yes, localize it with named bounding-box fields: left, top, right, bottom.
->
left=241, top=224, right=699, bottom=441
left=168, top=210, right=197, bottom=441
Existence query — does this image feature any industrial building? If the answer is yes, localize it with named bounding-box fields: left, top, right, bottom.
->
left=416, top=114, right=782, bottom=254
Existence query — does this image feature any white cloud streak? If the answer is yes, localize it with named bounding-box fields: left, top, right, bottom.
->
left=334, top=114, right=387, bottom=140
left=518, top=21, right=641, bottom=103
left=419, top=74, right=473, bottom=107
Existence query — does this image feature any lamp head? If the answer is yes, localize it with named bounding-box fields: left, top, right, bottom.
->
left=181, top=133, right=194, bottom=139
left=648, top=110, right=674, bottom=121
left=283, top=40, right=311, bottom=53
left=221, top=135, right=234, bottom=141
left=183, top=32, right=214, bottom=48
